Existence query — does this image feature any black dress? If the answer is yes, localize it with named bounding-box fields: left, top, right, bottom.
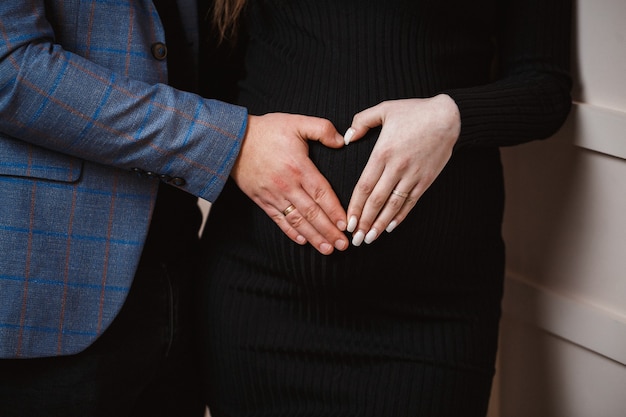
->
left=199, top=0, right=571, bottom=415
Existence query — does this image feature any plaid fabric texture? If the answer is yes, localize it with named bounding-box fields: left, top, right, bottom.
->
left=0, top=0, right=247, bottom=358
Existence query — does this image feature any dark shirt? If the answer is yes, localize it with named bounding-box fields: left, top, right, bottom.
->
left=143, top=0, right=203, bottom=263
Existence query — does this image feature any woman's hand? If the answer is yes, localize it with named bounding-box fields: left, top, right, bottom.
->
left=344, top=95, right=461, bottom=246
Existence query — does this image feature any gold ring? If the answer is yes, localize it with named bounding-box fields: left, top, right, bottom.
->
left=282, top=204, right=296, bottom=216
left=391, top=189, right=409, bottom=198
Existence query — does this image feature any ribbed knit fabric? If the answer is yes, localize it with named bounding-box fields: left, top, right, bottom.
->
left=199, top=0, right=571, bottom=416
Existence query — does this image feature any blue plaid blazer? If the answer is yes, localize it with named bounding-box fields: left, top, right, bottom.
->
left=0, top=0, right=247, bottom=358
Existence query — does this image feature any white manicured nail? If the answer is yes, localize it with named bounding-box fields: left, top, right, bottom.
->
left=343, top=128, right=355, bottom=145
left=347, top=215, right=358, bottom=233
left=364, top=229, right=378, bottom=244
left=352, top=230, right=365, bottom=247
left=386, top=220, right=398, bottom=233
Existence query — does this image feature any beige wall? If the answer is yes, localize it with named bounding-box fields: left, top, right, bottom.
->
left=488, top=1, right=626, bottom=416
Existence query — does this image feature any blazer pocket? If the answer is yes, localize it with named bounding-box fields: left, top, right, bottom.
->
left=0, top=134, right=83, bottom=183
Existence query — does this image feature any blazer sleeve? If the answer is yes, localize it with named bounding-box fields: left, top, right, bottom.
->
left=0, top=1, right=248, bottom=202
left=445, top=0, right=573, bottom=149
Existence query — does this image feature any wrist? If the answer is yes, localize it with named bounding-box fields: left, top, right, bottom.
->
left=433, top=94, right=461, bottom=145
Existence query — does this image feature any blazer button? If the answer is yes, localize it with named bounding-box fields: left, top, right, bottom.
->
left=159, top=173, right=173, bottom=182
left=170, top=177, right=186, bottom=186
left=151, top=42, right=168, bottom=60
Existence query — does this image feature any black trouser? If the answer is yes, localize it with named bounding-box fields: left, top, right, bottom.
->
left=0, top=252, right=205, bottom=417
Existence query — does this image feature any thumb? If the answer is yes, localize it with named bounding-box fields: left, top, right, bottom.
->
left=299, top=116, right=344, bottom=149
left=343, top=103, right=385, bottom=145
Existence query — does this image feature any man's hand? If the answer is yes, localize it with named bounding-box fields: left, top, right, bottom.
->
left=231, top=113, right=350, bottom=255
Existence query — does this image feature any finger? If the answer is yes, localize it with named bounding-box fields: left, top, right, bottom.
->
left=343, top=102, right=386, bottom=145
left=363, top=183, right=416, bottom=244
left=256, top=200, right=307, bottom=246
left=300, top=162, right=349, bottom=232
left=296, top=116, right=345, bottom=149
left=289, top=164, right=350, bottom=252
left=373, top=177, right=436, bottom=242
left=350, top=172, right=403, bottom=246
left=386, top=179, right=433, bottom=228
left=346, top=154, right=385, bottom=234
left=280, top=203, right=337, bottom=255
left=254, top=193, right=339, bottom=255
